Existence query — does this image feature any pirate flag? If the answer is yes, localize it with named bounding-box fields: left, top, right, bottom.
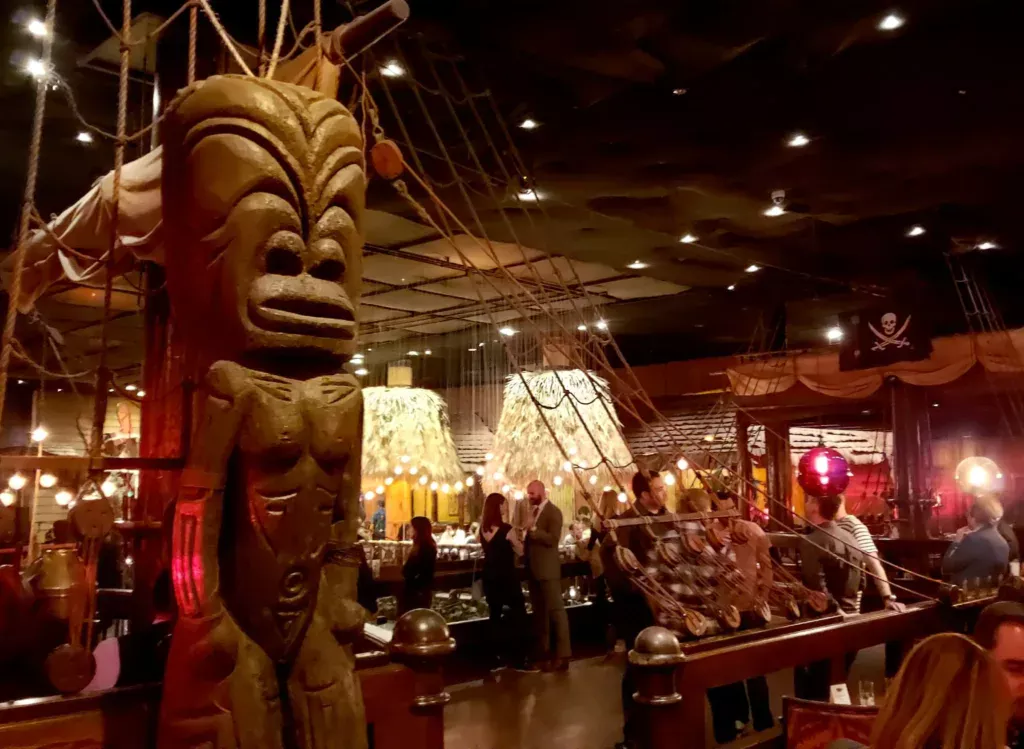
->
left=838, top=304, right=932, bottom=371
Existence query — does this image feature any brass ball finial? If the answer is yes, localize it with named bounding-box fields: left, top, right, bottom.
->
left=390, top=609, right=456, bottom=659
left=634, top=626, right=681, bottom=657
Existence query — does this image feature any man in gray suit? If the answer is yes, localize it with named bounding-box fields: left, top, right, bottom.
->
left=943, top=496, right=1010, bottom=587
left=525, top=479, right=571, bottom=671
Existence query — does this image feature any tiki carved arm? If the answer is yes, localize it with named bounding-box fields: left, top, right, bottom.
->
left=319, top=388, right=368, bottom=642
left=171, top=361, right=250, bottom=620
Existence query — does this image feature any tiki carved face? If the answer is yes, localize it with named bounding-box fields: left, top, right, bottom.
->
left=162, top=76, right=365, bottom=362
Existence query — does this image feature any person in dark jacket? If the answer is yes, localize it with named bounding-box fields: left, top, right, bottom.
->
left=400, top=516, right=436, bottom=614
left=943, top=497, right=1010, bottom=588
left=479, top=492, right=532, bottom=671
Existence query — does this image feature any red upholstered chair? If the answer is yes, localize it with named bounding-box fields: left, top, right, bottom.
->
left=783, top=696, right=878, bottom=749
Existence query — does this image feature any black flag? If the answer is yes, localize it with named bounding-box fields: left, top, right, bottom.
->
left=838, top=304, right=932, bottom=371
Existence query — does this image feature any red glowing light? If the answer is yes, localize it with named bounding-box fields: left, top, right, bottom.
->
left=797, top=446, right=850, bottom=498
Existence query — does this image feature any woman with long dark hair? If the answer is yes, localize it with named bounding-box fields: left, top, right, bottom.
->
left=400, top=516, right=437, bottom=615
left=480, top=492, right=532, bottom=671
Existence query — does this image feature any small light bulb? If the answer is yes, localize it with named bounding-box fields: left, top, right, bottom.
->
left=125, top=384, right=138, bottom=391
left=380, top=60, right=405, bottom=78
left=100, top=479, right=116, bottom=496
left=763, top=205, right=785, bottom=217
left=745, top=264, right=761, bottom=273
left=31, top=426, right=48, bottom=442
left=394, top=466, right=403, bottom=475
left=455, top=481, right=464, bottom=492
left=596, top=320, right=608, bottom=330
left=553, top=475, right=563, bottom=486
left=577, top=324, right=588, bottom=332
left=137, top=390, right=146, bottom=397
left=513, top=490, right=524, bottom=500
left=499, top=327, right=517, bottom=337
left=424, top=349, right=432, bottom=355
left=124, top=556, right=134, bottom=567
left=679, top=234, right=698, bottom=244
left=502, top=484, right=511, bottom=494
left=364, top=491, right=375, bottom=501
left=430, top=482, right=439, bottom=491
left=0, top=490, right=14, bottom=507
left=569, top=447, right=577, bottom=456
left=355, top=368, right=369, bottom=376
left=476, top=467, right=485, bottom=476
left=485, top=452, right=494, bottom=461
left=27, top=18, right=48, bottom=38
left=787, top=133, right=810, bottom=148
left=385, top=476, right=394, bottom=486
left=493, top=471, right=503, bottom=481
left=562, top=461, right=573, bottom=472
left=441, top=483, right=450, bottom=494
left=376, top=485, right=385, bottom=495
left=626, top=260, right=648, bottom=270
left=826, top=327, right=843, bottom=343
left=977, top=241, right=998, bottom=250
left=589, top=475, right=598, bottom=485
left=400, top=455, right=411, bottom=463
left=8, top=474, right=27, bottom=491
left=466, top=476, right=475, bottom=487
left=39, top=473, right=57, bottom=489
left=519, top=118, right=539, bottom=130
left=727, top=284, right=736, bottom=291
left=617, top=492, right=628, bottom=503
left=409, top=466, right=419, bottom=475
left=407, top=350, right=419, bottom=357
left=419, top=475, right=428, bottom=485
left=75, top=131, right=94, bottom=144
left=703, top=435, right=715, bottom=442
left=664, top=473, right=676, bottom=486
left=676, top=458, right=689, bottom=471
left=55, top=490, right=72, bottom=506
left=878, top=12, right=905, bottom=31
left=24, top=58, right=48, bottom=79
left=907, top=225, right=925, bottom=237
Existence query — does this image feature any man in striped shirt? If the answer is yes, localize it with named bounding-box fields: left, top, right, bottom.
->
left=833, top=495, right=904, bottom=612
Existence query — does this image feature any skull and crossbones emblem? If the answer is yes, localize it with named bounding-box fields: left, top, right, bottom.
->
left=869, top=312, right=911, bottom=351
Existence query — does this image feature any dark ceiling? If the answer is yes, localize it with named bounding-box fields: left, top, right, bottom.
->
left=1, top=0, right=1022, bottom=381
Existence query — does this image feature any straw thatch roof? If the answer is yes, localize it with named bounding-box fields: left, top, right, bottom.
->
left=362, top=386, right=463, bottom=486
left=484, top=370, right=635, bottom=495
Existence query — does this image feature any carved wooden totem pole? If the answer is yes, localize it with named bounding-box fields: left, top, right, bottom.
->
left=158, top=75, right=367, bottom=749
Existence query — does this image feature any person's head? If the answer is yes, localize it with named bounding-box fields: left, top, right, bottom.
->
left=813, top=495, right=842, bottom=524
left=481, top=492, right=507, bottom=529
left=632, top=470, right=666, bottom=512
left=410, top=516, right=434, bottom=548
left=976, top=601, right=1024, bottom=721
left=376, top=498, right=385, bottom=511
left=871, top=632, right=1011, bottom=749
left=970, top=497, right=1003, bottom=530
left=527, top=480, right=546, bottom=507
left=598, top=489, right=621, bottom=520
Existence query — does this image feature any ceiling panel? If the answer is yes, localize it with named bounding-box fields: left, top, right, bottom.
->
left=364, top=290, right=464, bottom=313
left=416, top=275, right=524, bottom=301
left=363, top=210, right=438, bottom=247
left=362, top=254, right=463, bottom=284
left=400, top=319, right=476, bottom=335
left=403, top=235, right=545, bottom=271
left=586, top=277, right=689, bottom=300
left=358, top=305, right=411, bottom=323
left=507, top=257, right=620, bottom=285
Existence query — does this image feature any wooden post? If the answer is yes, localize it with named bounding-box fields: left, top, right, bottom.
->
left=764, top=422, right=791, bottom=531
left=389, top=609, right=456, bottom=749
left=889, top=378, right=929, bottom=538
left=735, top=411, right=753, bottom=515
left=630, top=627, right=688, bottom=749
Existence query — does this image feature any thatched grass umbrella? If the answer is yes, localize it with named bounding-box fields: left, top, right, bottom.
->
left=362, top=386, right=463, bottom=489
left=484, top=370, right=635, bottom=506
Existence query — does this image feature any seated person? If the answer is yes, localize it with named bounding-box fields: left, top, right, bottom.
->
left=943, top=496, right=1011, bottom=587
left=801, top=495, right=863, bottom=614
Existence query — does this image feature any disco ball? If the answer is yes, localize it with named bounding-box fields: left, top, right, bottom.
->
left=797, top=446, right=850, bottom=498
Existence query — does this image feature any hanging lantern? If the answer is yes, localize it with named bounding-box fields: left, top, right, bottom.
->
left=797, top=446, right=850, bottom=498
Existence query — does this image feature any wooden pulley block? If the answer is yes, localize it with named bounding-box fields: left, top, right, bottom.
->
left=681, top=608, right=709, bottom=639
left=705, top=524, right=725, bottom=551
left=805, top=590, right=831, bottom=615
left=744, top=599, right=772, bottom=627
left=656, top=543, right=683, bottom=567
left=614, top=545, right=642, bottom=574
left=70, top=496, right=115, bottom=540
left=697, top=564, right=715, bottom=581
left=779, top=595, right=802, bottom=620
left=371, top=139, right=404, bottom=180
left=46, top=643, right=96, bottom=694
left=684, top=534, right=706, bottom=555
left=0, top=505, right=16, bottom=545
left=714, top=604, right=742, bottom=631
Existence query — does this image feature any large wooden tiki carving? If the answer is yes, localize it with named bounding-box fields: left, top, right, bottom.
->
left=158, top=75, right=367, bottom=749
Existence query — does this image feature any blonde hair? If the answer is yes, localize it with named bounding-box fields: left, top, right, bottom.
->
left=598, top=489, right=621, bottom=520
left=871, top=632, right=1010, bottom=749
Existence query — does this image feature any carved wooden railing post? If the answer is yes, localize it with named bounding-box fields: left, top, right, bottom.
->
left=630, top=626, right=686, bottom=749
left=389, top=609, right=456, bottom=748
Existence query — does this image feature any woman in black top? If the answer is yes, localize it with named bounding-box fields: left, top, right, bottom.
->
left=480, top=492, right=530, bottom=670
left=400, top=516, right=437, bottom=615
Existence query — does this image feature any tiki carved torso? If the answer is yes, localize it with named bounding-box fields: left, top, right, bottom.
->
left=158, top=75, right=367, bottom=749
left=215, top=363, right=361, bottom=662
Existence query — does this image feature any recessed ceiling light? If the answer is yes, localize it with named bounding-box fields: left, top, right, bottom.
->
left=679, top=234, right=698, bottom=244
left=407, top=350, right=419, bottom=356
left=787, top=133, right=810, bottom=148
left=932, top=402, right=940, bottom=408
left=355, top=368, right=368, bottom=376
left=595, top=320, right=608, bottom=330
left=878, top=12, right=905, bottom=31
left=745, top=264, right=761, bottom=273
left=517, top=188, right=541, bottom=202
left=977, top=241, right=998, bottom=250
left=626, top=260, right=648, bottom=270
left=907, top=225, right=926, bottom=237
left=577, top=324, right=587, bottom=332
left=424, top=349, right=432, bottom=355
left=763, top=205, right=785, bottom=217
left=125, top=384, right=138, bottom=391
left=499, top=327, right=517, bottom=336
left=380, top=60, right=405, bottom=78
left=519, top=118, right=539, bottom=130
left=727, top=284, right=736, bottom=291
left=26, top=18, right=48, bottom=38
left=468, top=347, right=477, bottom=352
left=672, top=88, right=687, bottom=96
left=826, top=326, right=843, bottom=343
